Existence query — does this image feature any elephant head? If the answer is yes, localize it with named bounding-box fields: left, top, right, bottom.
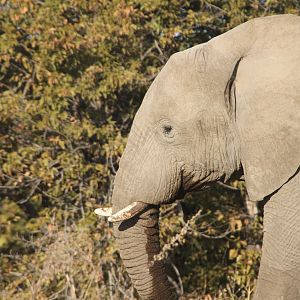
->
left=98, top=15, right=300, bottom=299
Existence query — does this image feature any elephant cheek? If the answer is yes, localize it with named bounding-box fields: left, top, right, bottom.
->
left=113, top=206, right=177, bottom=300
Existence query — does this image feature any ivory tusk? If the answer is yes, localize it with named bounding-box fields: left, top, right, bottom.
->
left=108, top=201, right=140, bottom=222
left=94, top=207, right=113, bottom=217
left=95, top=202, right=148, bottom=222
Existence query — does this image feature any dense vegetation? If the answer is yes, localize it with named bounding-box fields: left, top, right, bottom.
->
left=0, top=0, right=299, bottom=299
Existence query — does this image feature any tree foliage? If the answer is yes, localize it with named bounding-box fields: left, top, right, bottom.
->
left=0, top=0, right=299, bottom=299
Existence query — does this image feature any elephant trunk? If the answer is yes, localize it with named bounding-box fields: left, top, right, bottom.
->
left=113, top=206, right=176, bottom=299
left=109, top=123, right=179, bottom=299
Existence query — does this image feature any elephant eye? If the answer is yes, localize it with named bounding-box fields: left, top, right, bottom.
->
left=158, top=119, right=176, bottom=141
left=162, top=125, right=175, bottom=138
left=163, top=125, right=173, bottom=135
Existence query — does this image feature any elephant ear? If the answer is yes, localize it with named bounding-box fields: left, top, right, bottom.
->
left=234, top=53, right=300, bottom=201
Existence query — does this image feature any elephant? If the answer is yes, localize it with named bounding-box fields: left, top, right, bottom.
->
left=95, top=14, right=300, bottom=299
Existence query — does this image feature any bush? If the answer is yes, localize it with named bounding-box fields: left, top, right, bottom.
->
left=0, top=0, right=299, bottom=299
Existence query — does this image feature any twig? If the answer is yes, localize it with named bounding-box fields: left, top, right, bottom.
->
left=216, top=181, right=240, bottom=191
left=108, top=156, right=117, bottom=175
left=11, top=62, right=30, bottom=76
left=110, top=266, right=129, bottom=299
left=154, top=40, right=168, bottom=64
left=140, top=45, right=155, bottom=61
left=108, top=266, right=114, bottom=300
left=197, top=227, right=231, bottom=239
left=152, top=207, right=233, bottom=265
left=167, top=275, right=181, bottom=297
left=204, top=2, right=227, bottom=14
left=0, top=185, right=29, bottom=189
left=37, top=187, right=61, bottom=201
left=66, top=274, right=77, bottom=300
left=154, top=40, right=164, bottom=57
left=170, top=261, right=183, bottom=296
left=17, top=179, right=41, bottom=204
left=71, top=145, right=90, bottom=153
left=20, top=64, right=35, bottom=107
left=151, top=208, right=203, bottom=264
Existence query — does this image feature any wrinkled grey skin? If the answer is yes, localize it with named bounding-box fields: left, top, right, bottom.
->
left=111, top=15, right=300, bottom=300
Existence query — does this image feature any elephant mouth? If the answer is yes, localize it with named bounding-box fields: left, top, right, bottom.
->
left=94, top=189, right=186, bottom=223
left=95, top=169, right=187, bottom=223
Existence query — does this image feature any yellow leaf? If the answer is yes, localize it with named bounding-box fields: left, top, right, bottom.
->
left=229, top=249, right=238, bottom=260
left=230, top=218, right=242, bottom=231
left=20, top=7, right=28, bottom=14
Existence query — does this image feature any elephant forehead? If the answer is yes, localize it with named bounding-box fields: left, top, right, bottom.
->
left=138, top=76, right=208, bottom=121
left=138, top=83, right=204, bottom=123
left=135, top=48, right=223, bottom=124
left=156, top=52, right=202, bottom=90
